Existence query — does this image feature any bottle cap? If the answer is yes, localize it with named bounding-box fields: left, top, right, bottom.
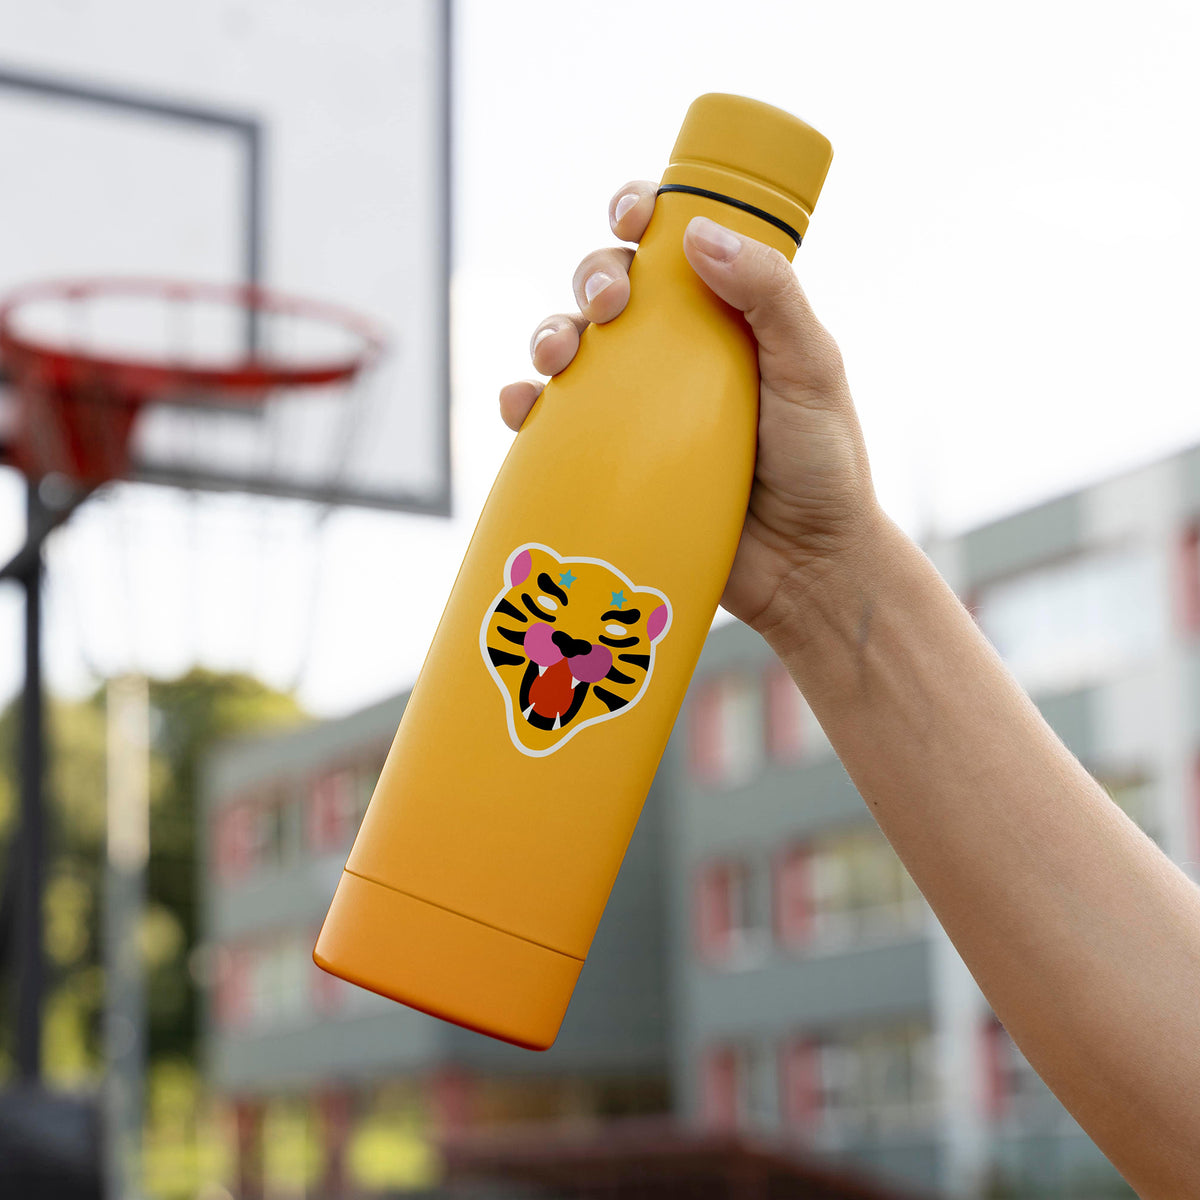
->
left=662, top=93, right=834, bottom=243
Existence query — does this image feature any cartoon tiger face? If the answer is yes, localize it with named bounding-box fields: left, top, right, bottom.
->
left=480, top=543, right=672, bottom=756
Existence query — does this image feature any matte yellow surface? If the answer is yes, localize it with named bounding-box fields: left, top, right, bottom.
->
left=666, top=93, right=833, bottom=238
left=315, top=869, right=583, bottom=1051
left=317, top=95, right=833, bottom=1049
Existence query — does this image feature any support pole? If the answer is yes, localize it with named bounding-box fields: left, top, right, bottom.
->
left=104, top=674, right=150, bottom=1200
left=15, top=479, right=46, bottom=1083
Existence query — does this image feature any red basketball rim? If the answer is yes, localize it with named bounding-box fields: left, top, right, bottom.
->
left=0, top=276, right=389, bottom=400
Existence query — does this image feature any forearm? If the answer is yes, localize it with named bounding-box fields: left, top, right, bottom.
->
left=764, top=508, right=1200, bottom=1197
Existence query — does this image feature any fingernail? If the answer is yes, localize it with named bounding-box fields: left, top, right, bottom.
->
left=689, top=216, right=742, bottom=262
left=613, top=193, right=639, bottom=223
left=584, top=271, right=616, bottom=304
left=533, top=327, right=558, bottom=351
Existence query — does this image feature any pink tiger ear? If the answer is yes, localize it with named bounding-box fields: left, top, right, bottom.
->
left=646, top=603, right=669, bottom=642
left=508, top=548, right=532, bottom=588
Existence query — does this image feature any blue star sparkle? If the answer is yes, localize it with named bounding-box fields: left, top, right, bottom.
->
left=611, top=590, right=626, bottom=609
left=559, top=570, right=577, bottom=589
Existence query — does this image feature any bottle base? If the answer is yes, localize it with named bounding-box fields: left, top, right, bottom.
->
left=313, top=868, right=584, bottom=1051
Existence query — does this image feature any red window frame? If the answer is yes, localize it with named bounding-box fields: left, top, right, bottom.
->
left=765, top=662, right=805, bottom=763
left=1177, top=522, right=1200, bottom=635
left=310, top=924, right=345, bottom=1017
left=980, top=1016, right=1010, bottom=1121
left=214, top=800, right=255, bottom=882
left=694, top=862, right=734, bottom=962
left=779, top=1036, right=820, bottom=1131
left=773, top=845, right=813, bottom=949
left=214, top=942, right=253, bottom=1031
left=700, top=1045, right=744, bottom=1130
left=688, top=679, right=726, bottom=784
left=307, top=766, right=358, bottom=853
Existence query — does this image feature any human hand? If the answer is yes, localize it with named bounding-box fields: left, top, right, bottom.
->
left=499, top=182, right=884, bottom=642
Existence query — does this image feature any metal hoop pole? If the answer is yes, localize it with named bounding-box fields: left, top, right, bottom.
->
left=16, top=480, right=46, bottom=1082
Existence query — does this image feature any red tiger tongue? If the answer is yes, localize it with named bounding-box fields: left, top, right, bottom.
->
left=529, top=659, right=575, bottom=717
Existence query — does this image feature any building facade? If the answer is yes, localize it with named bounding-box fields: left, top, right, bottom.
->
left=666, top=447, right=1200, bottom=1198
left=202, top=446, right=1200, bottom=1198
left=201, top=693, right=670, bottom=1197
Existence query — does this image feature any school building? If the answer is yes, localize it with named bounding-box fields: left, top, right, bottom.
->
left=202, top=445, right=1200, bottom=1197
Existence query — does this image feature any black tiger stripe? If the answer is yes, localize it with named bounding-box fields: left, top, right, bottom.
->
left=487, top=647, right=524, bottom=668
left=592, top=686, right=628, bottom=712
left=605, top=666, right=636, bottom=685
left=538, top=573, right=569, bottom=605
left=496, top=598, right=527, bottom=623
left=602, top=608, right=640, bottom=622
left=496, top=627, right=526, bottom=646
left=599, top=634, right=639, bottom=648
left=619, top=653, right=650, bottom=669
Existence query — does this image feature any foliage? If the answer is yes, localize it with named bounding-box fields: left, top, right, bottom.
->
left=0, top=669, right=305, bottom=1081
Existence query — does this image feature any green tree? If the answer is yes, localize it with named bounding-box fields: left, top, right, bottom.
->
left=143, top=670, right=305, bottom=1061
left=0, top=669, right=305, bottom=1081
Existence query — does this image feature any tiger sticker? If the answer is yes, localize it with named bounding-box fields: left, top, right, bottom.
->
left=480, top=543, right=672, bottom=757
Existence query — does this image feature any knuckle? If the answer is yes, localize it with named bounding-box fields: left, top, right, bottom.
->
left=798, top=335, right=847, bottom=397
left=814, top=332, right=845, bottom=380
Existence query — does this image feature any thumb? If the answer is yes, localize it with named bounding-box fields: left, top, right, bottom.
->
left=682, top=215, right=844, bottom=395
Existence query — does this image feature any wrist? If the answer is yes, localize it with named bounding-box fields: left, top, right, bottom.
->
left=756, top=503, right=909, bottom=669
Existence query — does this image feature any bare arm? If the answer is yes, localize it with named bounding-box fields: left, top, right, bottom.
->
left=500, top=180, right=1200, bottom=1196
left=761, top=507, right=1200, bottom=1197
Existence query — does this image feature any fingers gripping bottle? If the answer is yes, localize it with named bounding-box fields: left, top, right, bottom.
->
left=315, top=94, right=833, bottom=1049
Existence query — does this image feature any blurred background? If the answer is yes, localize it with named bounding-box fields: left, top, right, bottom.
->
left=1, top=1, right=1197, bottom=1197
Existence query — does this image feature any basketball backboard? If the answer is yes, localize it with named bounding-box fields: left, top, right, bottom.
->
left=0, top=0, right=450, bottom=514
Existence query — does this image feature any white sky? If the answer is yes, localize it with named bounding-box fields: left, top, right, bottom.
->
left=2, top=0, right=1199, bottom=717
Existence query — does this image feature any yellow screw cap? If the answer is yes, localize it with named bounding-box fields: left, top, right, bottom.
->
left=662, top=93, right=834, bottom=242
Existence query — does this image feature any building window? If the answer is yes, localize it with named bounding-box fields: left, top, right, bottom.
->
left=779, top=1037, right=820, bottom=1133
left=858, top=1023, right=936, bottom=1133
left=809, top=1022, right=936, bottom=1136
left=308, top=767, right=359, bottom=853
left=694, top=860, right=765, bottom=966
left=214, top=789, right=293, bottom=882
left=214, top=943, right=253, bottom=1030
left=695, top=862, right=736, bottom=961
left=809, top=825, right=925, bottom=946
left=250, top=790, right=290, bottom=871
left=700, top=1044, right=750, bottom=1130
left=688, top=672, right=764, bottom=787
left=764, top=663, right=805, bottom=763
left=311, top=936, right=346, bottom=1019
left=976, top=545, right=1164, bottom=694
left=981, top=1016, right=1045, bottom=1122
left=354, top=750, right=387, bottom=822
left=226, top=931, right=316, bottom=1031
left=1176, top=522, right=1200, bottom=635
left=773, top=845, right=813, bottom=949
left=214, top=802, right=255, bottom=882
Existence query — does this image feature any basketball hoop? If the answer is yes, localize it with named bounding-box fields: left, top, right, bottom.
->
left=0, top=277, right=388, bottom=487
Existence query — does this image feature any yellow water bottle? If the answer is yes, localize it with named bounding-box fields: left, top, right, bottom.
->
left=315, top=94, right=834, bottom=1049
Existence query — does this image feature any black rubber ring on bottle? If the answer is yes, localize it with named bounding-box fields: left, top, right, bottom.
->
left=655, top=184, right=802, bottom=246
